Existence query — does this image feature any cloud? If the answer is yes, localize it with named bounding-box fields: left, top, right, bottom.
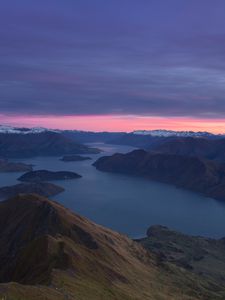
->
left=1, top=0, right=225, bottom=119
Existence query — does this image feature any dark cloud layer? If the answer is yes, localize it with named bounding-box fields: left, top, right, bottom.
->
left=1, top=0, right=225, bottom=118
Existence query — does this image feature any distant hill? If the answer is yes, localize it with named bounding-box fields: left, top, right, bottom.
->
left=108, top=133, right=170, bottom=148
left=93, top=149, right=225, bottom=201
left=0, top=194, right=225, bottom=299
left=62, top=130, right=125, bottom=143
left=155, top=137, right=225, bottom=162
left=0, top=131, right=100, bottom=158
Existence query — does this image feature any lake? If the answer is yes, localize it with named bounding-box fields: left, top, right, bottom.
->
left=1, top=143, right=225, bottom=238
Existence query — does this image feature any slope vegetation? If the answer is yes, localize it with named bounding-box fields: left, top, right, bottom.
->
left=0, top=194, right=224, bottom=299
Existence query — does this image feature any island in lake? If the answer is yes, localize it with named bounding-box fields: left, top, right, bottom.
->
left=18, top=170, right=82, bottom=182
left=0, top=182, right=64, bottom=199
left=0, top=159, right=33, bottom=172
left=60, top=155, right=91, bottom=162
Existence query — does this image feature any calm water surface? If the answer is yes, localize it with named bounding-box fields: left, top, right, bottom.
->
left=1, top=143, right=225, bottom=238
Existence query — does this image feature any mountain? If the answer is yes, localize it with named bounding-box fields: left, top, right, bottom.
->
left=18, top=170, right=82, bottom=182
left=133, top=129, right=218, bottom=138
left=0, top=125, right=126, bottom=144
left=0, top=182, right=64, bottom=199
left=138, top=225, right=225, bottom=285
left=0, top=159, right=33, bottom=172
left=1, top=125, right=223, bottom=152
left=155, top=137, right=225, bottom=162
left=0, top=194, right=225, bottom=299
left=93, top=149, right=225, bottom=201
left=108, top=130, right=223, bottom=149
left=62, top=130, right=125, bottom=143
left=108, top=133, right=170, bottom=148
left=0, top=131, right=100, bottom=158
left=0, top=125, right=58, bottom=135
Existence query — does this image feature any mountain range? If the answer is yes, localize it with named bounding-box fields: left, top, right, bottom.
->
left=1, top=125, right=225, bottom=159
left=0, top=125, right=222, bottom=137
left=132, top=129, right=218, bottom=138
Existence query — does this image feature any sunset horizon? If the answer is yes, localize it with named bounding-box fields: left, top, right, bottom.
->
left=1, top=114, right=225, bottom=134
left=1, top=1, right=225, bottom=134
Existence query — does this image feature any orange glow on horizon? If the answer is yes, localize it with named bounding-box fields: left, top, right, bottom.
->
left=1, top=114, right=225, bottom=134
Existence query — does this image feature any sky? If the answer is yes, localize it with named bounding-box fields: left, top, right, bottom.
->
left=1, top=0, right=225, bottom=132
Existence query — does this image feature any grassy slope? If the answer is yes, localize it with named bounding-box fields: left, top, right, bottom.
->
left=0, top=195, right=225, bottom=300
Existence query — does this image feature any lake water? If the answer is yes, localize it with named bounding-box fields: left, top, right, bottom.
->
left=1, top=143, right=225, bottom=238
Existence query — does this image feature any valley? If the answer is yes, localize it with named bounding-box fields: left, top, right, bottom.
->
left=1, top=143, right=225, bottom=238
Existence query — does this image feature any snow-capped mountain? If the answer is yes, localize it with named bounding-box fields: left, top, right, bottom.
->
left=0, top=125, right=222, bottom=139
left=132, top=129, right=218, bottom=138
left=0, top=125, right=59, bottom=134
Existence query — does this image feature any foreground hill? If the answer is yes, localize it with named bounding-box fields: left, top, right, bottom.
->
left=0, top=132, right=100, bottom=158
left=93, top=149, right=225, bottom=201
left=0, top=194, right=225, bottom=299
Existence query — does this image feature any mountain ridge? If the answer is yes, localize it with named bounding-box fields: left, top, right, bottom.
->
left=0, top=194, right=224, bottom=299
left=0, top=131, right=100, bottom=158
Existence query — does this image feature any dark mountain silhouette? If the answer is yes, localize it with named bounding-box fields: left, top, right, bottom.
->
left=0, top=132, right=100, bottom=158
left=108, top=133, right=172, bottom=149
left=62, top=130, right=124, bottom=143
left=154, top=137, right=225, bottom=162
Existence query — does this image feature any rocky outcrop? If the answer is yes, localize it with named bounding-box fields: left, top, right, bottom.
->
left=138, top=225, right=225, bottom=284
